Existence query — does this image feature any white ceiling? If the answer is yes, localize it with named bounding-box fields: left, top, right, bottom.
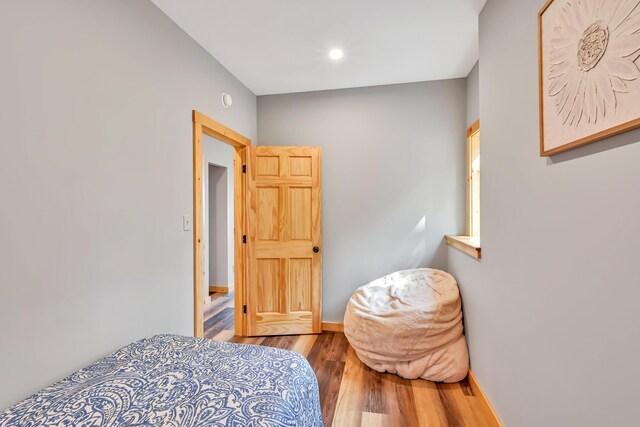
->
left=150, top=0, right=486, bottom=95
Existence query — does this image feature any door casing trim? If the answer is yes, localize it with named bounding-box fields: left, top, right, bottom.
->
left=193, top=110, right=250, bottom=338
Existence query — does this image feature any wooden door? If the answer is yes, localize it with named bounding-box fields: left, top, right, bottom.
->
left=246, top=146, right=322, bottom=336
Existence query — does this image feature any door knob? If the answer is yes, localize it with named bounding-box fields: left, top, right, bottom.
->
left=313, top=246, right=320, bottom=253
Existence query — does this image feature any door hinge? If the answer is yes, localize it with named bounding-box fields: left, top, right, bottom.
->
left=242, top=165, right=246, bottom=173
left=243, top=305, right=247, bottom=314
left=242, top=235, right=247, bottom=244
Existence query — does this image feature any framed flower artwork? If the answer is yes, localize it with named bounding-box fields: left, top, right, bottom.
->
left=538, top=0, right=640, bottom=156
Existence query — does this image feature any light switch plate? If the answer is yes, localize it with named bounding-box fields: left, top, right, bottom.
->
left=183, top=215, right=192, bottom=231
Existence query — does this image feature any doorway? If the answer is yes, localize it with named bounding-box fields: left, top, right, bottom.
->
left=192, top=110, right=323, bottom=338
left=202, top=143, right=235, bottom=337
left=204, top=158, right=233, bottom=297
left=192, top=110, right=248, bottom=338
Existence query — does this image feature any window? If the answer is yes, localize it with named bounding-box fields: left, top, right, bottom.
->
left=467, top=120, right=480, bottom=238
left=445, top=120, right=481, bottom=259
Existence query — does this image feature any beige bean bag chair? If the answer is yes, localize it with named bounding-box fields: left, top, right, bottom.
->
left=344, top=268, right=468, bottom=383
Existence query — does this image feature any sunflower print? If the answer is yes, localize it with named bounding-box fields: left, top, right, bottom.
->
left=548, top=0, right=640, bottom=126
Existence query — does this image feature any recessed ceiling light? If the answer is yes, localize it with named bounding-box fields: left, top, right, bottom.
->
left=329, top=49, right=344, bottom=60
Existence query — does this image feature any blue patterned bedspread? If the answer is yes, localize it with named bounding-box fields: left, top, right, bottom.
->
left=0, top=335, right=323, bottom=426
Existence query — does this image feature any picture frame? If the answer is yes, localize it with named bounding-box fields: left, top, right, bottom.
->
left=538, top=0, right=640, bottom=156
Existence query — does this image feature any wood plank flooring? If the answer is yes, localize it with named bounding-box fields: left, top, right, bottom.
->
left=204, top=292, right=495, bottom=427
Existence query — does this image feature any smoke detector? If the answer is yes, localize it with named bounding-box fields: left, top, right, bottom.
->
left=221, top=92, right=233, bottom=108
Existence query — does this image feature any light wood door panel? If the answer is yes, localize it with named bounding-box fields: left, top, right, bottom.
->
left=290, top=156, right=312, bottom=176
left=288, top=187, right=312, bottom=240
left=256, top=187, right=280, bottom=240
left=256, top=259, right=281, bottom=313
left=246, top=146, right=322, bottom=336
left=256, top=156, right=280, bottom=176
left=289, top=258, right=312, bottom=312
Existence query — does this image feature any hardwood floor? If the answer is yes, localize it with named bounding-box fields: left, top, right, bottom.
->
left=204, top=292, right=496, bottom=427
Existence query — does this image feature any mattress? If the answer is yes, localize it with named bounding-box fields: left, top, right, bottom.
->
left=0, top=334, right=323, bottom=426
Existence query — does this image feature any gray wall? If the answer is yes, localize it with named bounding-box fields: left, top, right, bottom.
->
left=448, top=0, right=640, bottom=425
left=258, top=81, right=467, bottom=321
left=0, top=0, right=255, bottom=410
left=208, top=165, right=228, bottom=287
left=466, top=61, right=479, bottom=128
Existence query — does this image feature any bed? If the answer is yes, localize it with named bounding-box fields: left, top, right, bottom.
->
left=0, top=334, right=323, bottom=426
